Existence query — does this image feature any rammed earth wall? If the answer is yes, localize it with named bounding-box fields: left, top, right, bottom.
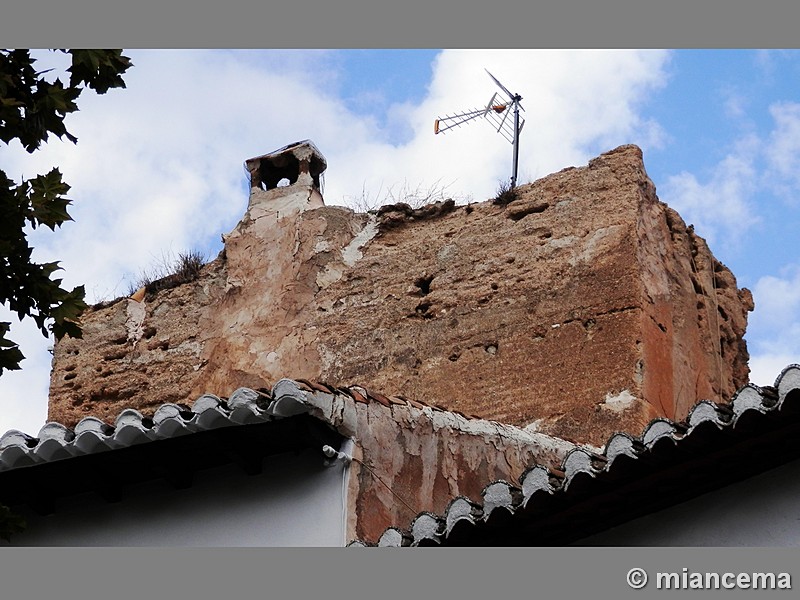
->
left=49, top=144, right=753, bottom=447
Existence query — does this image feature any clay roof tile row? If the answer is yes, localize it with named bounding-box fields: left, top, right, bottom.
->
left=4, top=366, right=800, bottom=546
left=0, top=388, right=292, bottom=471
left=353, top=365, right=800, bottom=546
left=0, top=374, right=489, bottom=474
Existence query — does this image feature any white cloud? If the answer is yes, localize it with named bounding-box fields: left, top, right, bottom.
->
left=0, top=310, right=52, bottom=435
left=397, top=49, right=669, bottom=199
left=655, top=94, right=800, bottom=390
left=766, top=101, right=800, bottom=199
left=750, top=266, right=800, bottom=331
left=660, top=99, right=800, bottom=251
left=0, top=49, right=671, bottom=434
left=747, top=265, right=800, bottom=386
left=749, top=354, right=799, bottom=388
left=660, top=134, right=761, bottom=248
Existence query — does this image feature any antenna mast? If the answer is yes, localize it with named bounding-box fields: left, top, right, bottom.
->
left=434, top=69, right=525, bottom=188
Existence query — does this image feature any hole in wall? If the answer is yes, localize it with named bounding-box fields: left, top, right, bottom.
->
left=414, top=275, right=434, bottom=296
left=415, top=301, right=433, bottom=318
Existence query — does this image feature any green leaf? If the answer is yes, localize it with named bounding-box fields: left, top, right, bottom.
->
left=0, top=48, right=129, bottom=376
left=0, top=324, right=25, bottom=374
left=25, top=169, right=73, bottom=230
left=68, top=50, right=132, bottom=94
left=50, top=284, right=87, bottom=340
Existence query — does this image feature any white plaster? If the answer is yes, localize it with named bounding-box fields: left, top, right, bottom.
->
left=600, top=389, right=638, bottom=413
left=429, top=410, right=575, bottom=460
left=378, top=529, right=405, bottom=547
left=545, top=235, right=578, bottom=250
left=521, top=467, right=553, bottom=501
left=445, top=498, right=478, bottom=534
left=778, top=365, right=800, bottom=402
left=125, top=298, right=146, bottom=347
left=411, top=514, right=441, bottom=542
left=341, top=215, right=378, bottom=267
left=731, top=385, right=767, bottom=419
left=688, top=402, right=726, bottom=428
left=564, top=450, right=597, bottom=482
left=642, top=420, right=679, bottom=447
left=604, top=434, right=638, bottom=463
left=483, top=482, right=514, bottom=516
left=248, top=187, right=322, bottom=220
left=523, top=419, right=543, bottom=433
left=316, top=264, right=343, bottom=289
left=313, top=239, right=332, bottom=253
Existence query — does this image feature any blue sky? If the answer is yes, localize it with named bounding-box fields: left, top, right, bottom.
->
left=1, top=49, right=799, bottom=435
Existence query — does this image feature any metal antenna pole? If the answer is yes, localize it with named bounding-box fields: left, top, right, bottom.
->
left=435, top=70, right=525, bottom=188
left=511, top=94, right=521, bottom=188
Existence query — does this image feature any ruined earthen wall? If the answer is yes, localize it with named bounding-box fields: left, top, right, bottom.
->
left=286, top=382, right=574, bottom=543
left=348, top=400, right=572, bottom=542
left=48, top=145, right=753, bottom=447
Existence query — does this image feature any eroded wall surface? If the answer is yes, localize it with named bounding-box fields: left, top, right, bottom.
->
left=49, top=145, right=753, bottom=447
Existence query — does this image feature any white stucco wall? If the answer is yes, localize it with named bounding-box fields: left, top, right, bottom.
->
left=578, top=457, right=800, bottom=546
left=6, top=448, right=348, bottom=546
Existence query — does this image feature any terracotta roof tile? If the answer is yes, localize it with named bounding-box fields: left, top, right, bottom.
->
left=5, top=364, right=800, bottom=547
left=348, top=387, right=369, bottom=404
left=294, top=378, right=334, bottom=393
left=364, top=389, right=392, bottom=407
left=365, top=364, right=800, bottom=546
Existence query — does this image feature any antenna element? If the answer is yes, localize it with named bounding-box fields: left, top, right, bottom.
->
left=434, top=70, right=525, bottom=188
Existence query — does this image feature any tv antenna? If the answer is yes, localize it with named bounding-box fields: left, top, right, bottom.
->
left=434, top=69, right=525, bottom=188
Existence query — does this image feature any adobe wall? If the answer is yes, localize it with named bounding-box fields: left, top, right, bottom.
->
left=48, top=144, right=753, bottom=447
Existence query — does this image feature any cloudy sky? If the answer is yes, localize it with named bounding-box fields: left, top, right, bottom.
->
left=1, top=49, right=799, bottom=435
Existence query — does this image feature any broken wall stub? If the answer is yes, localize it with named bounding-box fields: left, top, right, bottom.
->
left=48, top=143, right=753, bottom=447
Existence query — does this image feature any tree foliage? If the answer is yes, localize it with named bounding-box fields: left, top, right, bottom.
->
left=0, top=49, right=132, bottom=375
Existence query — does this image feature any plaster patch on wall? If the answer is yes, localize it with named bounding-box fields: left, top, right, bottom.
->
left=570, top=224, right=626, bottom=267
left=600, top=389, right=638, bottom=413
left=317, top=265, right=344, bottom=290
left=545, top=235, right=578, bottom=250
left=126, top=299, right=146, bottom=346
left=314, top=240, right=332, bottom=253
left=523, top=418, right=544, bottom=433
left=341, top=216, right=378, bottom=267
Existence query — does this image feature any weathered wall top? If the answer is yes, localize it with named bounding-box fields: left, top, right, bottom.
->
left=48, top=142, right=754, bottom=447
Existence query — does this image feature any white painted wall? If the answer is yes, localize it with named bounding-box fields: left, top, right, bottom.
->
left=6, top=448, right=348, bottom=547
left=578, top=457, right=800, bottom=546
